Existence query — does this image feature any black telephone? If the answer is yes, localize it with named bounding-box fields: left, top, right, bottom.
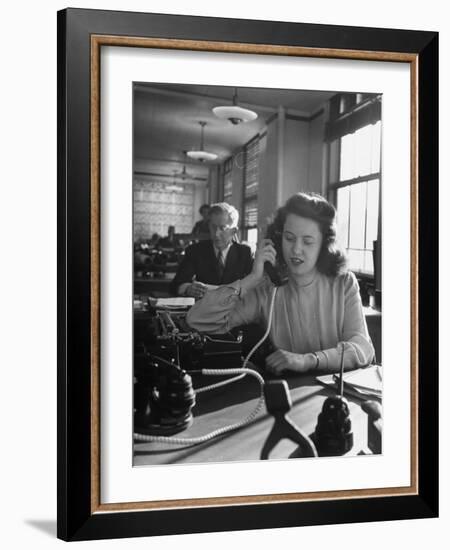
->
left=264, top=227, right=289, bottom=286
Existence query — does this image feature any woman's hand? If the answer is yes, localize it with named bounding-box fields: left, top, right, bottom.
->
left=265, top=349, right=309, bottom=375
left=251, top=238, right=277, bottom=280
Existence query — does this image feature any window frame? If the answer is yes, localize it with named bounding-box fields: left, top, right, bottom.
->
left=327, top=94, right=382, bottom=281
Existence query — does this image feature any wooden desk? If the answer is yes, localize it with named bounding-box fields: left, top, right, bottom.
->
left=134, top=277, right=173, bottom=296
left=134, top=370, right=375, bottom=465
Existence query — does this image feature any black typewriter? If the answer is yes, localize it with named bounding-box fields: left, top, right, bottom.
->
left=134, top=305, right=243, bottom=371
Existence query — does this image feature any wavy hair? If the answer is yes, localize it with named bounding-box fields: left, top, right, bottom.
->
left=267, top=192, right=347, bottom=277
left=209, top=202, right=239, bottom=229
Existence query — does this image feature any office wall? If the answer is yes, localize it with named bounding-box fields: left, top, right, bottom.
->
left=207, top=165, right=221, bottom=203
left=192, top=183, right=208, bottom=226
left=257, top=112, right=326, bottom=235
left=281, top=117, right=310, bottom=202
left=308, top=111, right=327, bottom=194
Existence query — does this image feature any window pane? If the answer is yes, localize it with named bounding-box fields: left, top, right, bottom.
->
left=349, top=182, right=367, bottom=249
left=244, top=138, right=259, bottom=198
left=340, top=122, right=381, bottom=183
left=244, top=197, right=258, bottom=228
left=337, top=186, right=350, bottom=248
left=370, top=121, right=382, bottom=173
left=347, top=249, right=364, bottom=273
left=363, top=250, right=374, bottom=274
left=355, top=125, right=372, bottom=177
left=223, top=171, right=233, bottom=201
left=340, top=133, right=355, bottom=181
left=246, top=228, right=258, bottom=253
left=366, top=179, right=379, bottom=249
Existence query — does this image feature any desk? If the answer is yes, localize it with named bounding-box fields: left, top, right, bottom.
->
left=134, top=370, right=375, bottom=465
left=134, top=277, right=173, bottom=296
left=363, top=306, right=382, bottom=362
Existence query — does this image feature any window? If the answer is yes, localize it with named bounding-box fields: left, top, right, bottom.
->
left=328, top=95, right=381, bottom=276
left=223, top=157, right=233, bottom=203
left=133, top=180, right=194, bottom=240
left=242, top=136, right=260, bottom=237
left=246, top=227, right=258, bottom=253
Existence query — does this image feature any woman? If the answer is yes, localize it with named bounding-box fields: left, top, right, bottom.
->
left=186, top=192, right=374, bottom=375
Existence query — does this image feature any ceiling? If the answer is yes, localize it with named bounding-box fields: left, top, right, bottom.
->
left=133, top=83, right=336, bottom=184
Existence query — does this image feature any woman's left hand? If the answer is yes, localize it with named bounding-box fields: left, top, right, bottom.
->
left=265, top=349, right=308, bottom=375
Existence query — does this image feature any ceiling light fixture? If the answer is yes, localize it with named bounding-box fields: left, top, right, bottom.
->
left=212, top=88, right=258, bottom=125
left=166, top=173, right=184, bottom=193
left=186, top=121, right=218, bottom=162
left=165, top=184, right=184, bottom=192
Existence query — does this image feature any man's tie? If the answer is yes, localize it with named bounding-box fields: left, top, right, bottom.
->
left=217, top=249, right=225, bottom=281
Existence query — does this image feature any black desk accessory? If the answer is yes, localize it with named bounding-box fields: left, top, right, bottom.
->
left=314, top=343, right=354, bottom=456
left=361, top=400, right=382, bottom=454
left=134, top=354, right=196, bottom=436
left=261, top=379, right=318, bottom=459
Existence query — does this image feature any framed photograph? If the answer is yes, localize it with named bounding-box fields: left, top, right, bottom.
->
left=57, top=8, right=438, bottom=541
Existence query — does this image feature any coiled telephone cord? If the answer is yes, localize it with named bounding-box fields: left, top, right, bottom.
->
left=195, top=286, right=278, bottom=394
left=134, top=367, right=265, bottom=444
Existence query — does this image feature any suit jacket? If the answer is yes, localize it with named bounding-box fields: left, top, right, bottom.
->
left=170, top=240, right=253, bottom=295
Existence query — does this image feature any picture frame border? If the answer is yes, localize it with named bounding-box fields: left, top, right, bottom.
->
left=57, top=8, right=438, bottom=541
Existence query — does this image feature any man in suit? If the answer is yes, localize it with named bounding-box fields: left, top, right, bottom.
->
left=171, top=202, right=253, bottom=298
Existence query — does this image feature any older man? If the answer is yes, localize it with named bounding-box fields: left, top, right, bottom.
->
left=170, top=202, right=253, bottom=298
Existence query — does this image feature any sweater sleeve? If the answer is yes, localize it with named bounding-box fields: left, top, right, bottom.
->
left=319, top=272, right=375, bottom=370
left=186, top=279, right=263, bottom=334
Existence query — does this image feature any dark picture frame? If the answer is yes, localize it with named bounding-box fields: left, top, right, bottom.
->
left=57, top=8, right=438, bottom=541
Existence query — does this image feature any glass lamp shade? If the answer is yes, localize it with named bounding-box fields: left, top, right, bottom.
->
left=165, top=184, right=184, bottom=192
left=186, top=150, right=218, bottom=161
left=212, top=105, right=258, bottom=125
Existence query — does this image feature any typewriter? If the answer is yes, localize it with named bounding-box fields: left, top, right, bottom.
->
left=135, top=306, right=243, bottom=372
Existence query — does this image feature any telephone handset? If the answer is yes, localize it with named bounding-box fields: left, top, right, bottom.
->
left=264, top=261, right=288, bottom=287
left=264, top=228, right=289, bottom=287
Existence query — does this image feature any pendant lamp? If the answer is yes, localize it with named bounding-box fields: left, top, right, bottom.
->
left=212, top=88, right=258, bottom=125
left=186, top=121, right=218, bottom=162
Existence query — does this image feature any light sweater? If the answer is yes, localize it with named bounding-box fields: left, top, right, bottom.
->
left=186, top=270, right=375, bottom=370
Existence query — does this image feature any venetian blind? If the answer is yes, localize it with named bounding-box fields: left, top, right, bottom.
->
left=243, top=137, right=259, bottom=228
left=223, top=157, right=233, bottom=202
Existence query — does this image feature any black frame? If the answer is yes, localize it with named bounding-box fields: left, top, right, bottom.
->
left=57, top=8, right=438, bottom=541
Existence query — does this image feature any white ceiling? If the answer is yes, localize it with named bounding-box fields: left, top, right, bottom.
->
left=133, top=83, right=336, bottom=183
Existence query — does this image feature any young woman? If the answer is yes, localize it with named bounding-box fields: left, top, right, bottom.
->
left=186, top=192, right=374, bottom=375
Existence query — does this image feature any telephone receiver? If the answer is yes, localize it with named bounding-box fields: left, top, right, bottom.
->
left=264, top=261, right=288, bottom=287
left=263, top=231, right=288, bottom=286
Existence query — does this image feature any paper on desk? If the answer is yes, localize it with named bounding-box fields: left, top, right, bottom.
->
left=316, top=365, right=382, bottom=399
left=155, top=297, right=195, bottom=308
